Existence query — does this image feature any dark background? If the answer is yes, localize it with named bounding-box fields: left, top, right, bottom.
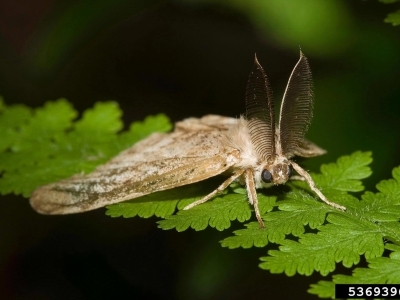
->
left=1, top=0, right=400, bottom=299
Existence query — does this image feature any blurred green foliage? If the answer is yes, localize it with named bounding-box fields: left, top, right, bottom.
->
left=205, top=0, right=355, bottom=57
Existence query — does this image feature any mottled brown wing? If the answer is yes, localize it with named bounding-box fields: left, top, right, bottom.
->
left=245, top=54, right=275, bottom=161
left=30, top=116, right=240, bottom=214
left=176, top=115, right=239, bottom=131
left=278, top=51, right=314, bottom=158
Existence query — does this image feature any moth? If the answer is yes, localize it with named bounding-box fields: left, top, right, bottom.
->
left=30, top=51, right=345, bottom=228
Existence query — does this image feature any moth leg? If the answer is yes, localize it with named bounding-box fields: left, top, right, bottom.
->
left=245, top=169, right=265, bottom=228
left=183, top=170, right=245, bottom=210
left=290, top=162, right=346, bottom=211
left=289, top=175, right=305, bottom=181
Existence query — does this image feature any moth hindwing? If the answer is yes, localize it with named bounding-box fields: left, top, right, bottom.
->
left=30, top=51, right=345, bottom=228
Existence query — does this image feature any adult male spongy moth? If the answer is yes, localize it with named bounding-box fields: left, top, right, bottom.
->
left=30, top=51, right=345, bottom=228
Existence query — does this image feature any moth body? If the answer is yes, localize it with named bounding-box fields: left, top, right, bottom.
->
left=30, top=51, right=346, bottom=228
left=224, top=122, right=288, bottom=187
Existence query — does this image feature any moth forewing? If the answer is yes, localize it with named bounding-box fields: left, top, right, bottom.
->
left=30, top=116, right=241, bottom=215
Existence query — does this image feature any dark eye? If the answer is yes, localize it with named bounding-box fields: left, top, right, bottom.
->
left=261, top=169, right=272, bottom=183
left=288, top=165, right=293, bottom=178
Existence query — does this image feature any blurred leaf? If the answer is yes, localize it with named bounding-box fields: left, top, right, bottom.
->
left=384, top=9, right=400, bottom=26
left=208, top=0, right=355, bottom=56
left=379, top=0, right=400, bottom=4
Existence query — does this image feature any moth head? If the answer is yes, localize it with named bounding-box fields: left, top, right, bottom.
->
left=260, top=157, right=292, bottom=186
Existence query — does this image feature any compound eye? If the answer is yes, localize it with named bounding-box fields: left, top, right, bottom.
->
left=261, top=169, right=272, bottom=183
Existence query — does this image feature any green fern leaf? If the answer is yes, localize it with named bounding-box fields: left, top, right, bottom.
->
left=220, top=221, right=269, bottom=249
left=313, top=151, right=372, bottom=192
left=223, top=151, right=372, bottom=250
left=106, top=184, right=203, bottom=219
left=266, top=191, right=337, bottom=236
left=158, top=192, right=275, bottom=232
left=310, top=245, right=400, bottom=298
left=0, top=105, right=32, bottom=152
left=106, top=196, right=179, bottom=219
left=221, top=191, right=335, bottom=249
left=259, top=212, right=385, bottom=276
left=0, top=100, right=172, bottom=197
left=376, top=166, right=400, bottom=197
left=119, top=114, right=172, bottom=147
left=261, top=160, right=400, bottom=280
left=158, top=193, right=252, bottom=232
left=308, top=280, right=335, bottom=299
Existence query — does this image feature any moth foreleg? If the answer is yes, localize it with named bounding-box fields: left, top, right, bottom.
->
left=289, top=175, right=305, bottom=181
left=183, top=170, right=245, bottom=210
left=290, top=161, right=346, bottom=211
left=245, top=169, right=265, bottom=228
